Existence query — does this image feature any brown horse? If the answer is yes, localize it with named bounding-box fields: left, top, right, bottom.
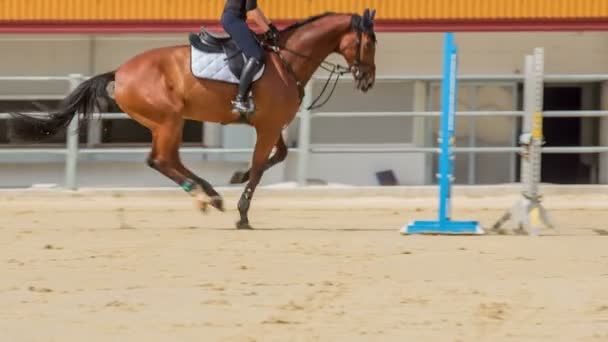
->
left=10, top=10, right=377, bottom=229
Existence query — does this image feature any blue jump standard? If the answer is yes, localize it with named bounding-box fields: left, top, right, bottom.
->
left=403, top=220, right=482, bottom=235
left=401, top=32, right=483, bottom=235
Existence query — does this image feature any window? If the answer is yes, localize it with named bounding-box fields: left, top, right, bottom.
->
left=0, top=99, right=204, bottom=147
left=308, top=80, right=416, bottom=145
left=429, top=82, right=519, bottom=184
left=0, top=100, right=66, bottom=145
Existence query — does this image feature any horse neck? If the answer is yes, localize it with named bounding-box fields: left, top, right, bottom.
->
left=280, top=15, right=352, bottom=86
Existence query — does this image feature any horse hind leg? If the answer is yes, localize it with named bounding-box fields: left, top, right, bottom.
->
left=175, top=161, right=224, bottom=212
left=147, top=118, right=223, bottom=212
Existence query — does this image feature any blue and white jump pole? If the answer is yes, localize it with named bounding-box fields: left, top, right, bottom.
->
left=401, top=33, right=483, bottom=235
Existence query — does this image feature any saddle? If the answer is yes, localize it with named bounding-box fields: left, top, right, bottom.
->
left=197, top=29, right=232, bottom=50
left=189, top=28, right=249, bottom=80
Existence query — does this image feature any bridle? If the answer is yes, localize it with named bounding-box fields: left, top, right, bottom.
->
left=262, top=14, right=376, bottom=111
left=350, top=16, right=377, bottom=82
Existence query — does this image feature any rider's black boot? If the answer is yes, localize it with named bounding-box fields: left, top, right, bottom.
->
left=232, top=57, right=262, bottom=115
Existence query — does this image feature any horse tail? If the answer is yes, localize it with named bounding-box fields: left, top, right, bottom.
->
left=9, top=71, right=116, bottom=141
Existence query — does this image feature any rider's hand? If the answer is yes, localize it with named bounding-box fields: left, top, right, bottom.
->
left=265, top=23, right=280, bottom=46
left=268, top=23, right=279, bottom=34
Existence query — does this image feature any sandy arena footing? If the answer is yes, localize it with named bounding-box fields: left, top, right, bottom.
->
left=1, top=185, right=608, bottom=341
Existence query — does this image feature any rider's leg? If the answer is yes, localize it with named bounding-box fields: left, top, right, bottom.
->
left=221, top=12, right=264, bottom=114
left=233, top=57, right=262, bottom=113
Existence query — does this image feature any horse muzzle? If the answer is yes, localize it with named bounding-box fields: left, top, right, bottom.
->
left=352, top=65, right=376, bottom=93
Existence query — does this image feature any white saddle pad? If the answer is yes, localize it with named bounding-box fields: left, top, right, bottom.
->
left=190, top=47, right=265, bottom=84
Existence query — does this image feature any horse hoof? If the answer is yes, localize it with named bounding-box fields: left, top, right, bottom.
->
left=195, top=194, right=224, bottom=213
left=210, top=196, right=225, bottom=212
left=195, top=194, right=225, bottom=213
left=198, top=201, right=209, bottom=213
left=236, top=221, right=253, bottom=230
left=230, top=171, right=247, bottom=184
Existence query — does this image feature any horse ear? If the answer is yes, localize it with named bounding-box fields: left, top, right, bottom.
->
left=370, top=9, right=376, bottom=21
left=362, top=8, right=370, bottom=23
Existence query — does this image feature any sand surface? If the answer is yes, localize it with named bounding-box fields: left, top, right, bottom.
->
left=1, top=187, right=608, bottom=341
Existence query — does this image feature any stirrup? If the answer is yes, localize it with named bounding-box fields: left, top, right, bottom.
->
left=231, top=97, right=256, bottom=114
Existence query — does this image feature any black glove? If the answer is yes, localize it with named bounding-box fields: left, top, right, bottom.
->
left=265, top=23, right=280, bottom=46
left=268, top=23, right=279, bottom=35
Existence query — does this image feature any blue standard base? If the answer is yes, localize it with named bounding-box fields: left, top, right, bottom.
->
left=401, top=220, right=484, bottom=235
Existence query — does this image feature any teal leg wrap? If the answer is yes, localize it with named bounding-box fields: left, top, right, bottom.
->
left=181, top=179, right=195, bottom=192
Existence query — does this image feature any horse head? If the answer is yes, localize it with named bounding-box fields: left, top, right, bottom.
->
left=337, top=8, right=377, bottom=92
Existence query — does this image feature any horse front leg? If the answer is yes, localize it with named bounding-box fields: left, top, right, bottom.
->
left=230, top=132, right=288, bottom=184
left=236, top=129, right=281, bottom=229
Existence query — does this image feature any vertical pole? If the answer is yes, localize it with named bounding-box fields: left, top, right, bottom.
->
left=521, top=55, right=534, bottom=195
left=65, top=74, right=82, bottom=190
left=425, top=82, right=436, bottom=185
left=438, top=32, right=457, bottom=223
left=529, top=48, right=545, bottom=198
left=296, top=82, right=313, bottom=186
left=202, top=123, right=223, bottom=161
left=509, top=83, right=518, bottom=183
left=86, top=37, right=100, bottom=149
left=87, top=116, right=102, bottom=148
left=204, top=123, right=223, bottom=149
left=492, top=48, right=552, bottom=234
left=600, top=82, right=608, bottom=184
left=468, top=85, right=477, bottom=185
left=412, top=80, right=429, bottom=185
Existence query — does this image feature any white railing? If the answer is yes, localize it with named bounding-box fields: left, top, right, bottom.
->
left=1, top=74, right=608, bottom=188
left=298, top=73, right=608, bottom=185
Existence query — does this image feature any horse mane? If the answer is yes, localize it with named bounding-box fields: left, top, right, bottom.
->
left=280, top=12, right=338, bottom=32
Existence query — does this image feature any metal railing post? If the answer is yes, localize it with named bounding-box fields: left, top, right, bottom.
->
left=64, top=74, right=82, bottom=190
left=296, top=82, right=313, bottom=186
left=601, top=82, right=608, bottom=184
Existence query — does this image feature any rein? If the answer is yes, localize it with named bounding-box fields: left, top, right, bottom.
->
left=271, top=44, right=353, bottom=110
left=309, top=63, right=349, bottom=110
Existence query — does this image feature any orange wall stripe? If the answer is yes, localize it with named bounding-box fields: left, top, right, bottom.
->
left=0, top=0, right=606, bottom=21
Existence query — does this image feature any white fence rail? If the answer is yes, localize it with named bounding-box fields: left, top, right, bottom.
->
left=1, top=74, right=608, bottom=188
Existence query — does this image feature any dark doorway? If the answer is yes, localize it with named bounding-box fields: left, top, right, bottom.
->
left=542, top=86, right=583, bottom=184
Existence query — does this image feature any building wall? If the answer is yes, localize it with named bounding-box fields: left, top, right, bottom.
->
left=0, top=31, right=606, bottom=90
left=372, top=32, right=608, bottom=76
left=0, top=31, right=607, bottom=186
